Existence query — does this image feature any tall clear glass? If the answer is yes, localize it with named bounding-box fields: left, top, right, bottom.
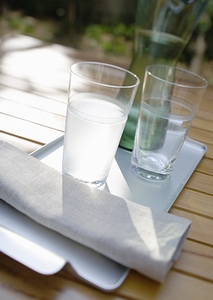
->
left=131, top=64, right=208, bottom=181
left=62, top=62, right=139, bottom=187
left=119, top=0, right=208, bottom=150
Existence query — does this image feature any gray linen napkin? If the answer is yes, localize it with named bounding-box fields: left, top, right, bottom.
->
left=0, top=141, right=191, bottom=282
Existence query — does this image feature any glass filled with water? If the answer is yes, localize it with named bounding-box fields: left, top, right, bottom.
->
left=63, top=61, right=139, bottom=187
left=131, top=64, right=207, bottom=181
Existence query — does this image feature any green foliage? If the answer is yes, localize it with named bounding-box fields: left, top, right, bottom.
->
left=1, top=0, right=213, bottom=61
left=5, top=13, right=34, bottom=35
left=85, top=23, right=134, bottom=41
left=85, top=24, right=108, bottom=41
left=84, top=23, right=134, bottom=55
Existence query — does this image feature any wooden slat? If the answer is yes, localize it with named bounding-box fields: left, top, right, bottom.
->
left=170, top=208, right=213, bottom=245
left=0, top=85, right=67, bottom=113
left=1, top=99, right=66, bottom=130
left=203, top=143, right=213, bottom=160
left=174, top=246, right=213, bottom=281
left=183, top=239, right=213, bottom=257
left=196, top=107, right=213, bottom=121
left=0, top=73, right=68, bottom=103
left=0, top=132, right=43, bottom=153
left=188, top=127, right=213, bottom=147
left=174, top=189, right=213, bottom=218
left=192, top=118, right=213, bottom=132
left=1, top=114, right=63, bottom=145
left=0, top=254, right=126, bottom=300
left=196, top=109, right=213, bottom=122
left=116, top=270, right=213, bottom=300
left=3, top=248, right=212, bottom=300
left=196, top=157, right=213, bottom=175
left=185, top=172, right=213, bottom=195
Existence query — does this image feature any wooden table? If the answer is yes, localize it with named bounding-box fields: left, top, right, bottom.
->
left=1, top=35, right=212, bottom=300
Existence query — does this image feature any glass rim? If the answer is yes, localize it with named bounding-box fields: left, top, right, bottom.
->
left=146, top=64, right=208, bottom=89
left=70, top=61, right=140, bottom=89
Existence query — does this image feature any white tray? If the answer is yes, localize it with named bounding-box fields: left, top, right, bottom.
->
left=0, top=136, right=207, bottom=291
left=31, top=136, right=207, bottom=212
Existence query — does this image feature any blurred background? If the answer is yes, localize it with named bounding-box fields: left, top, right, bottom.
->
left=0, top=0, right=213, bottom=85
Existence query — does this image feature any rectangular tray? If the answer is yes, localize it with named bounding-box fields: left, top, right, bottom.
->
left=0, top=137, right=207, bottom=291
left=32, top=136, right=207, bottom=212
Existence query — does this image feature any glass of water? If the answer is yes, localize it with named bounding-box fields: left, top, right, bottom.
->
left=131, top=64, right=207, bottom=181
left=63, top=61, right=139, bottom=187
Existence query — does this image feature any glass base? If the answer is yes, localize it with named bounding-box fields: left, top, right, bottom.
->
left=63, top=169, right=106, bottom=188
left=82, top=179, right=106, bottom=188
left=131, top=164, right=171, bottom=182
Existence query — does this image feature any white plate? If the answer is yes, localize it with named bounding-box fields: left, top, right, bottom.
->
left=0, top=201, right=129, bottom=291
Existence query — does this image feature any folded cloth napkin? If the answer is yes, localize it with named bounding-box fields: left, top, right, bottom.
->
left=0, top=141, right=191, bottom=282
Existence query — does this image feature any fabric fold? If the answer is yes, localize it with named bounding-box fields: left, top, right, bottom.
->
left=0, top=141, right=191, bottom=282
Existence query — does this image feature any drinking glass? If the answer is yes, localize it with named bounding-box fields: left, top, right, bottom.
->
left=131, top=64, right=208, bottom=181
left=63, top=61, right=139, bottom=187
